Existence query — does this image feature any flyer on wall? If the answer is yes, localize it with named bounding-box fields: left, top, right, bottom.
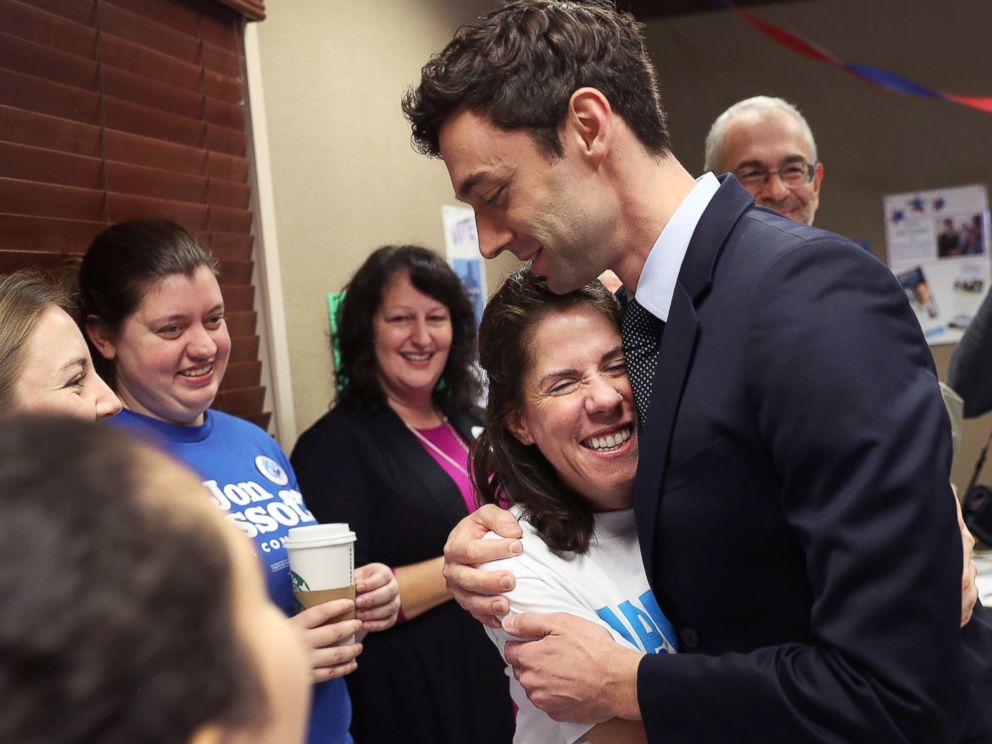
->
left=884, top=184, right=991, bottom=346
left=441, top=204, right=486, bottom=329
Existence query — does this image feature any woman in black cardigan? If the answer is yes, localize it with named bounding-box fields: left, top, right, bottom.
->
left=291, top=245, right=512, bottom=744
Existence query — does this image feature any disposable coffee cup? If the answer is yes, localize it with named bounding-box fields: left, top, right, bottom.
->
left=285, top=524, right=357, bottom=635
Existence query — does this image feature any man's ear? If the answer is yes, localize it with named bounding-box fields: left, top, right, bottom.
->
left=506, top=409, right=535, bottom=446
left=811, top=160, right=825, bottom=196
left=563, top=87, right=612, bottom=165
left=85, top=316, right=118, bottom=361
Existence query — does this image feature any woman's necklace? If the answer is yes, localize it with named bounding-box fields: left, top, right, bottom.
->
left=404, top=415, right=470, bottom=477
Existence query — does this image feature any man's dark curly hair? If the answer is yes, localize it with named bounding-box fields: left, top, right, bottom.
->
left=335, top=245, right=479, bottom=414
left=402, top=0, right=670, bottom=161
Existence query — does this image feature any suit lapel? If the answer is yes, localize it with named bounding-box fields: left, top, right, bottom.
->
left=635, top=287, right=698, bottom=574
left=634, top=177, right=753, bottom=576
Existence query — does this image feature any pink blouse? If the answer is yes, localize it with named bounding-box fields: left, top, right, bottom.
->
left=411, top=422, right=476, bottom=513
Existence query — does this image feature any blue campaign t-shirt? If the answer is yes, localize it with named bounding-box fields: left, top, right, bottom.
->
left=111, top=408, right=353, bottom=744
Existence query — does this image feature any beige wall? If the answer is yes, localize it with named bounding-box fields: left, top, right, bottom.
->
left=254, top=0, right=515, bottom=448
left=642, top=0, right=992, bottom=490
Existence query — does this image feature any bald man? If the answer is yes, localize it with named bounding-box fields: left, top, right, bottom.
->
left=704, top=96, right=823, bottom=225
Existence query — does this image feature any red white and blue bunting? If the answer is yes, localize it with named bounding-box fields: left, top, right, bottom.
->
left=716, top=0, right=992, bottom=115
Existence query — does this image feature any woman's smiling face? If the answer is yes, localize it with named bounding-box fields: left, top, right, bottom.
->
left=373, top=270, right=453, bottom=407
left=13, top=305, right=120, bottom=421
left=509, top=304, right=638, bottom=511
left=94, top=265, right=231, bottom=426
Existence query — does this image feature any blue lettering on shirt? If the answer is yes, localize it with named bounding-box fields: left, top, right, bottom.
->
left=596, top=606, right=639, bottom=648
left=596, top=590, right=677, bottom=654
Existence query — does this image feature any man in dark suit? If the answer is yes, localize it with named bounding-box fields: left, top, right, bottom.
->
left=403, top=1, right=992, bottom=741
left=705, top=94, right=979, bottom=626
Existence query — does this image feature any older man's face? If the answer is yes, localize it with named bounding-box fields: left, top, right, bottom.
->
left=717, top=110, right=823, bottom=225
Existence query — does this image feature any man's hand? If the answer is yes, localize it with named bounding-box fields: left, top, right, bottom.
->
left=355, top=562, right=400, bottom=632
left=289, top=598, right=363, bottom=682
left=443, top=504, right=523, bottom=628
left=956, top=497, right=978, bottom=626
left=502, top=612, right=643, bottom=723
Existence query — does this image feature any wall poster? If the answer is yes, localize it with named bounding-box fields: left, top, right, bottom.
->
left=442, top=204, right=486, bottom=329
left=884, top=184, right=991, bottom=345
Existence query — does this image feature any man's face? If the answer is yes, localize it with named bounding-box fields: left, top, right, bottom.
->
left=439, top=108, right=614, bottom=294
left=717, top=110, right=823, bottom=225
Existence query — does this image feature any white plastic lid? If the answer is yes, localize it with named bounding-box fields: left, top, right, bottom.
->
left=285, top=523, right=356, bottom=548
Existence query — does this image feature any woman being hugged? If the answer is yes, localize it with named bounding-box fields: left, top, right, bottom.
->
left=473, top=270, right=678, bottom=744
left=78, top=220, right=399, bottom=744
left=291, top=245, right=514, bottom=744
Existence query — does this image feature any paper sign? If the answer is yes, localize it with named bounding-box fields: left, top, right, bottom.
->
left=884, top=184, right=991, bottom=345
left=442, top=204, right=486, bottom=328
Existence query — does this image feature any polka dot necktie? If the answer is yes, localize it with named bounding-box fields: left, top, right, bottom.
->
left=621, top=296, right=664, bottom=429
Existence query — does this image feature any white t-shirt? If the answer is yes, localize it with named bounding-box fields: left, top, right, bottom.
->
left=481, top=506, right=677, bottom=744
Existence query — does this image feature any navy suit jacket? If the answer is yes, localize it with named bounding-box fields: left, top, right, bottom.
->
left=634, top=177, right=992, bottom=742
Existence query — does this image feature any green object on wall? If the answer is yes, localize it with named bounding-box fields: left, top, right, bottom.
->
left=327, top=291, right=347, bottom=393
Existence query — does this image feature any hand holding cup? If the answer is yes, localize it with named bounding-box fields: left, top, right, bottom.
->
left=355, top=562, right=401, bottom=632
left=289, top=598, right=363, bottom=682
left=285, top=524, right=362, bottom=681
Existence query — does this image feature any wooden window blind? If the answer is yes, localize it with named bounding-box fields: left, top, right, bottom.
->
left=0, top=0, right=271, bottom=430
left=214, top=1, right=263, bottom=21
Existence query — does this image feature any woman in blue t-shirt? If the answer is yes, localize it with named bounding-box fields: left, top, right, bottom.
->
left=77, top=220, right=399, bottom=744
